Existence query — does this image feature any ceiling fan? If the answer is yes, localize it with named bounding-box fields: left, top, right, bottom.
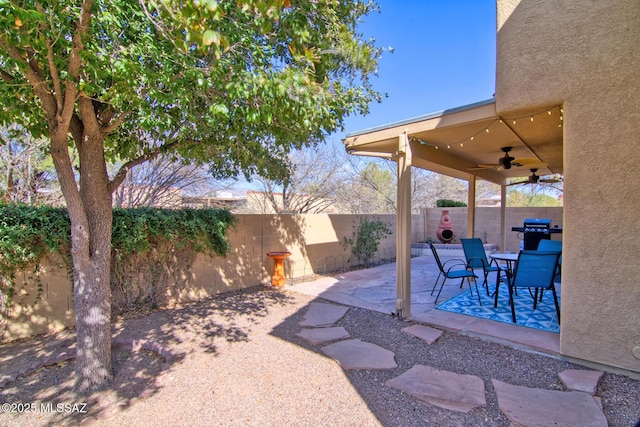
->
left=507, top=168, right=563, bottom=186
left=469, top=146, right=539, bottom=171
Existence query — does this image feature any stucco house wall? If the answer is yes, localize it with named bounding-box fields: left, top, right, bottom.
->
left=496, top=0, right=640, bottom=371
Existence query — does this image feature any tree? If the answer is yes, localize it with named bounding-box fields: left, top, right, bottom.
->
left=507, top=186, right=563, bottom=207
left=250, top=146, right=343, bottom=213
left=112, top=157, right=217, bottom=208
left=0, top=125, right=60, bottom=204
left=336, top=158, right=396, bottom=213
left=0, top=0, right=381, bottom=392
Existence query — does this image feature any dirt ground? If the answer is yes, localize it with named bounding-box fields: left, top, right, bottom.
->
left=1, top=287, right=639, bottom=426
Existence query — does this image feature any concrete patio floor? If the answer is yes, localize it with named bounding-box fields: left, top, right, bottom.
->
left=291, top=253, right=560, bottom=356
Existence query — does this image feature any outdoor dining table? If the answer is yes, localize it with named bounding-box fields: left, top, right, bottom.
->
left=489, top=252, right=519, bottom=307
left=489, top=252, right=519, bottom=272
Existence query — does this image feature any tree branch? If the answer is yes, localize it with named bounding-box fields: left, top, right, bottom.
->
left=60, top=0, right=93, bottom=126
left=0, top=68, right=14, bottom=83
left=102, top=111, right=129, bottom=134
left=0, top=37, right=57, bottom=119
left=36, top=3, right=64, bottom=112
left=108, top=139, right=183, bottom=193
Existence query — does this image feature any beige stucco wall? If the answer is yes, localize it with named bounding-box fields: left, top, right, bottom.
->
left=496, top=0, right=640, bottom=372
left=3, top=213, right=421, bottom=341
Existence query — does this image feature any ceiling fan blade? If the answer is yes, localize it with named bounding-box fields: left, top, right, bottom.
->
left=506, top=180, right=529, bottom=186
left=512, top=158, right=542, bottom=167
left=468, top=164, right=500, bottom=170
left=540, top=178, right=561, bottom=183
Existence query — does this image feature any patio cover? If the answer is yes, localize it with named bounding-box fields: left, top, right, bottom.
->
left=342, top=98, right=563, bottom=318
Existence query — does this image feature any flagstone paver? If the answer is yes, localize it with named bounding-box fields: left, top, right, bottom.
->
left=321, top=339, right=397, bottom=370
left=386, top=365, right=486, bottom=413
left=401, top=324, right=443, bottom=344
left=558, top=369, right=604, bottom=395
left=296, top=327, right=350, bottom=345
left=492, top=379, right=608, bottom=427
left=299, top=302, right=349, bottom=327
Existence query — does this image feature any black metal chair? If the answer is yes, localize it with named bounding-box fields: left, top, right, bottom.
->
left=506, top=250, right=561, bottom=323
left=428, top=242, right=481, bottom=305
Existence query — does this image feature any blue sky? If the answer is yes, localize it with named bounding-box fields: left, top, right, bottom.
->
left=336, top=0, right=497, bottom=141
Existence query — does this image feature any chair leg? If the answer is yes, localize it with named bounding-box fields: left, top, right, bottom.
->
left=431, top=273, right=443, bottom=295
left=551, top=285, right=561, bottom=323
left=433, top=278, right=447, bottom=305
left=462, top=278, right=471, bottom=296
left=470, top=277, right=482, bottom=306
left=508, top=283, right=517, bottom=323
left=484, top=271, right=491, bottom=296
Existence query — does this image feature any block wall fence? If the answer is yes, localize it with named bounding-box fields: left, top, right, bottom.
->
left=4, top=207, right=561, bottom=341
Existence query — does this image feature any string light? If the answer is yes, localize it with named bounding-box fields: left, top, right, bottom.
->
left=412, top=104, right=562, bottom=151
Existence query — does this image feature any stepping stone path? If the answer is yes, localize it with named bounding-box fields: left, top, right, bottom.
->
left=386, top=364, right=486, bottom=413
left=559, top=368, right=604, bottom=395
left=299, top=302, right=349, bottom=327
left=297, top=302, right=397, bottom=369
left=493, top=378, right=608, bottom=427
left=401, top=324, right=443, bottom=344
left=321, top=339, right=398, bottom=370
left=296, top=327, right=350, bottom=345
left=297, top=305, right=610, bottom=425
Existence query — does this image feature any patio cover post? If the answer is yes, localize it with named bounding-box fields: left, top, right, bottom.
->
left=467, top=175, right=476, bottom=238
left=500, top=185, right=507, bottom=250
left=396, top=132, right=412, bottom=318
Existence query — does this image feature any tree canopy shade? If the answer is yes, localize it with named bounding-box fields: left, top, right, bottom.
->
left=0, top=0, right=382, bottom=392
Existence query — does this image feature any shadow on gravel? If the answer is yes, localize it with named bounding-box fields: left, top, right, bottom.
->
left=0, top=286, right=296, bottom=426
left=269, top=294, right=640, bottom=427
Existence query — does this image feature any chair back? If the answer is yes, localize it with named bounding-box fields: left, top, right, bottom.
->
left=537, top=239, right=562, bottom=265
left=512, top=250, right=561, bottom=290
left=428, top=242, right=446, bottom=273
left=460, top=238, right=489, bottom=269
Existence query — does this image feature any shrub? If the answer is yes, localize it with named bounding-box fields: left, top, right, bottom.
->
left=436, top=199, right=467, bottom=207
left=0, top=205, right=236, bottom=326
left=342, top=217, right=392, bottom=267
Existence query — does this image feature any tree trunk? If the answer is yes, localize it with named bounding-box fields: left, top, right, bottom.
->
left=50, top=125, right=113, bottom=393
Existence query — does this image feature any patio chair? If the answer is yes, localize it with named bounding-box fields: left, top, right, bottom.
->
left=507, top=250, right=561, bottom=323
left=428, top=242, right=481, bottom=305
left=537, top=239, right=562, bottom=281
left=460, top=238, right=503, bottom=296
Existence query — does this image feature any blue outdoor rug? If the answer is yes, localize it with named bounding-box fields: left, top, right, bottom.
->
left=436, top=281, right=561, bottom=333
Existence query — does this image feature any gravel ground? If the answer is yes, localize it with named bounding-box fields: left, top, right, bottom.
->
left=1, top=286, right=639, bottom=426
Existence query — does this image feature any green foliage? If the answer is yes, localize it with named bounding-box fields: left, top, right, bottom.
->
left=507, top=190, right=562, bottom=207
left=436, top=199, right=467, bottom=207
left=342, top=216, right=392, bottom=266
left=0, top=205, right=236, bottom=319
left=0, top=204, right=70, bottom=329
left=0, top=0, right=382, bottom=386
left=0, top=0, right=383, bottom=183
left=111, top=207, right=236, bottom=256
